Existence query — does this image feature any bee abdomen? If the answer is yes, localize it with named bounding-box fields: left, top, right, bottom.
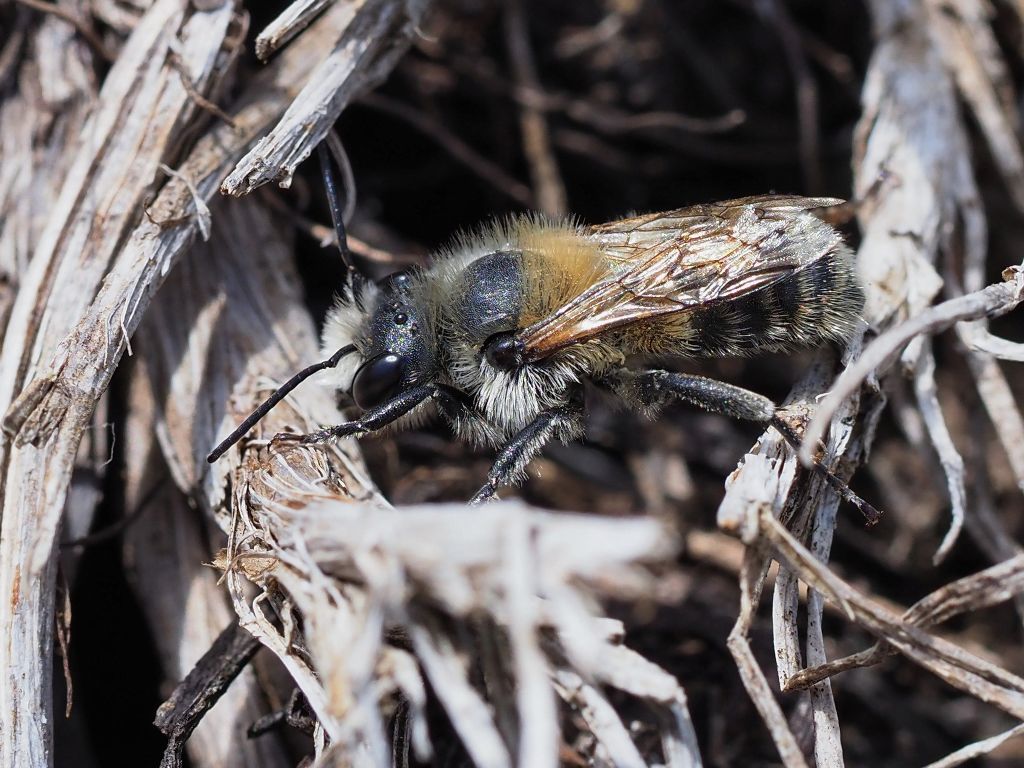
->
left=647, top=251, right=864, bottom=358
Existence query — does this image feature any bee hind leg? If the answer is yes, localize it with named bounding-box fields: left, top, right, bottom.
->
left=614, top=369, right=778, bottom=423
left=608, top=369, right=882, bottom=526
left=470, top=401, right=583, bottom=505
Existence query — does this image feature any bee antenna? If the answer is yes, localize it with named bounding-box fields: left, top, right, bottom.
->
left=206, top=344, right=358, bottom=463
left=318, top=136, right=365, bottom=299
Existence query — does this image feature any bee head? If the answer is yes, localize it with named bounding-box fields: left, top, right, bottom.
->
left=352, top=270, right=436, bottom=410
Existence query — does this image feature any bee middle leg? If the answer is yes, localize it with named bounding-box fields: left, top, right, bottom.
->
left=469, top=400, right=584, bottom=505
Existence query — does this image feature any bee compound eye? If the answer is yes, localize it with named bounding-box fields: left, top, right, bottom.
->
left=483, top=332, right=525, bottom=371
left=352, top=353, right=405, bottom=410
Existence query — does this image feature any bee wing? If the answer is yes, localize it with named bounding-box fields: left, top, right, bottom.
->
left=517, top=196, right=845, bottom=361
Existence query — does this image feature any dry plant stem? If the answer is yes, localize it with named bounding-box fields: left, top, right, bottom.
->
left=773, top=357, right=859, bottom=768
left=358, top=92, right=536, bottom=208
left=154, top=623, right=262, bottom=768
left=168, top=49, right=237, bottom=128
left=959, top=320, right=1024, bottom=361
left=226, top=488, right=688, bottom=765
left=143, top=189, right=380, bottom=765
left=0, top=18, right=95, bottom=334
left=255, top=0, right=333, bottom=61
left=124, top=358, right=290, bottom=768
left=589, top=643, right=702, bottom=767
left=13, top=0, right=117, bottom=61
left=962, top=416, right=1024, bottom=616
left=802, top=484, right=845, bottom=767
left=90, top=0, right=143, bottom=34
left=0, top=3, right=239, bottom=764
left=726, top=547, right=810, bottom=768
left=802, top=276, right=1024, bottom=464
left=717, top=343, right=858, bottom=767
left=925, top=0, right=1024, bottom=212
left=785, top=553, right=1024, bottom=690
left=0, top=13, right=97, bottom=209
left=911, top=341, right=967, bottom=563
left=719, top=5, right=1018, bottom=741
left=922, top=722, right=1024, bottom=768
left=505, top=513, right=559, bottom=768
left=222, top=0, right=431, bottom=196
left=503, top=0, right=567, bottom=217
left=714, top=16, right=974, bottom=743
left=139, top=191, right=379, bottom=512
left=962, top=347, right=1024, bottom=492
left=0, top=4, right=386, bottom=763
left=759, top=511, right=1024, bottom=719
left=139, top=186, right=375, bottom=763
left=850, top=0, right=986, bottom=430
left=410, top=623, right=511, bottom=768
left=552, top=670, right=647, bottom=768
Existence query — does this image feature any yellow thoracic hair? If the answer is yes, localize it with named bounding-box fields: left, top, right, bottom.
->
left=508, top=217, right=609, bottom=325
left=425, top=214, right=611, bottom=328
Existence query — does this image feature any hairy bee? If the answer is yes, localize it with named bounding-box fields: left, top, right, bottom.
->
left=210, top=145, right=875, bottom=519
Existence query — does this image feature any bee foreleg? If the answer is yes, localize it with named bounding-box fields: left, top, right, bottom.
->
left=283, top=384, right=437, bottom=443
left=469, top=401, right=584, bottom=505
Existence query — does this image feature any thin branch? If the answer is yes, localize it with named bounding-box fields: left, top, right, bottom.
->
left=358, top=92, right=535, bottom=208
left=802, top=272, right=1024, bottom=464
left=154, top=623, right=262, bottom=768
left=503, top=0, right=567, bottom=217
left=13, top=0, right=116, bottom=61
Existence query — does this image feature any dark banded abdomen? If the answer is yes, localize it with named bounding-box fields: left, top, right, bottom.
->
left=628, top=252, right=864, bottom=359
left=689, top=254, right=863, bottom=357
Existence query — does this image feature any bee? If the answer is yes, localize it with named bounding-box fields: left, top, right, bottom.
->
left=209, top=143, right=878, bottom=523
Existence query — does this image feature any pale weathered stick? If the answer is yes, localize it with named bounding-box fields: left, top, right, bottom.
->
left=716, top=9, right=1024, bottom=756
left=0, top=4, right=383, bottom=763
left=222, top=0, right=431, bottom=196
left=801, top=275, right=1024, bottom=463
left=255, top=0, right=333, bottom=61
left=726, top=547, right=810, bottom=768
left=922, top=722, right=1024, bottom=768
left=925, top=0, right=1024, bottom=211
left=0, top=13, right=95, bottom=339
left=226, top=480, right=687, bottom=765
left=124, top=370, right=290, bottom=768
left=962, top=342, right=1024, bottom=493
left=552, top=670, right=647, bottom=768
left=0, top=4, right=239, bottom=764
left=911, top=341, right=967, bottom=563
left=784, top=553, right=1024, bottom=691
left=133, top=193, right=361, bottom=766
left=760, top=510, right=1024, bottom=719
